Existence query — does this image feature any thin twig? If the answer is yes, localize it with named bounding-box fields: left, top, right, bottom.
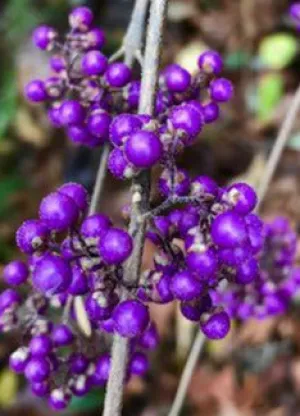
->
left=168, top=332, right=205, bottom=416
left=256, top=84, right=300, bottom=211
left=102, top=1, right=169, bottom=415
left=88, top=143, right=110, bottom=215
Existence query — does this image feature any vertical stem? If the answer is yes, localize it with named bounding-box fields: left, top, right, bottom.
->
left=103, top=1, right=169, bottom=416
left=89, top=143, right=110, bottom=215
left=256, top=84, right=300, bottom=211
left=168, top=332, right=205, bottom=416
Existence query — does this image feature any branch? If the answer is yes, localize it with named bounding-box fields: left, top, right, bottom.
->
left=256, top=84, right=300, bottom=211
left=103, top=1, right=169, bottom=415
left=168, top=332, right=205, bottom=416
left=88, top=143, right=110, bottom=215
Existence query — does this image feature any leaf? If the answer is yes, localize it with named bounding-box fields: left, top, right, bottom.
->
left=258, top=33, right=298, bottom=69
left=0, top=369, right=18, bottom=406
left=257, top=73, right=284, bottom=121
left=69, top=389, right=105, bottom=412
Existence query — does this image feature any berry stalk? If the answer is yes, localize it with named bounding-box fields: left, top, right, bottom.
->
left=102, top=1, right=169, bottom=415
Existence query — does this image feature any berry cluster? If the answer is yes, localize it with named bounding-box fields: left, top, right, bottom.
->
left=0, top=183, right=159, bottom=410
left=142, top=179, right=262, bottom=340
left=24, top=6, right=233, bottom=178
left=214, top=217, right=300, bottom=320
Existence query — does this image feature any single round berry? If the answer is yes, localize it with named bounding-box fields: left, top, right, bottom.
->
left=164, top=64, right=191, bottom=93
left=24, top=80, right=48, bottom=102
left=31, top=381, right=50, bottom=397
left=108, top=148, right=134, bottom=179
left=290, top=3, right=300, bottom=21
left=211, top=212, right=247, bottom=248
left=191, top=176, right=218, bottom=198
left=125, top=81, right=141, bottom=110
left=3, top=261, right=29, bottom=286
left=99, top=228, right=133, bottom=265
left=227, top=183, right=257, bottom=214
left=186, top=248, right=217, bottom=279
left=235, top=257, right=259, bottom=284
left=159, top=168, right=190, bottom=197
left=68, top=265, right=89, bottom=296
left=69, top=353, right=89, bottom=374
left=198, top=50, right=223, bottom=75
left=16, top=220, right=49, bottom=255
left=210, top=78, right=233, bottom=102
left=106, top=63, right=131, bottom=87
left=82, top=50, right=108, bottom=76
left=59, top=100, right=85, bottom=126
left=67, top=125, right=97, bottom=147
left=85, top=293, right=116, bottom=322
left=49, top=388, right=71, bottom=411
left=50, top=55, right=66, bottom=73
left=69, top=7, right=93, bottom=31
left=32, top=26, right=56, bottom=50
left=52, top=324, right=74, bottom=347
left=39, top=191, right=79, bottom=231
left=0, top=289, right=21, bottom=313
left=48, top=104, right=62, bottom=127
left=87, top=110, right=111, bottom=140
left=180, top=295, right=212, bottom=322
left=124, top=130, right=163, bottom=168
left=109, top=114, right=142, bottom=147
left=202, top=102, right=219, bottom=123
left=58, top=182, right=89, bottom=212
left=85, top=28, right=106, bottom=49
left=32, top=254, right=72, bottom=295
left=129, top=352, right=149, bottom=376
left=170, top=104, right=203, bottom=138
left=80, top=213, right=111, bottom=241
left=9, top=347, right=29, bottom=373
left=113, top=300, right=150, bottom=338
left=92, top=353, right=111, bottom=385
left=200, top=311, right=230, bottom=339
left=138, top=323, right=159, bottom=350
left=25, top=357, right=51, bottom=383
left=29, top=335, right=52, bottom=357
left=171, top=270, right=203, bottom=301
left=155, top=273, right=174, bottom=303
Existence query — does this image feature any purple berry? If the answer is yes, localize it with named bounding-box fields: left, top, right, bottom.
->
left=227, top=183, right=257, bottom=214
left=85, top=293, right=116, bottom=322
left=9, top=347, right=29, bottom=373
left=106, top=63, right=131, bottom=87
left=82, top=51, right=108, bottom=76
left=69, top=7, right=93, bottom=31
left=210, top=78, right=233, bottom=102
left=202, top=102, right=220, bottom=123
left=108, top=148, right=134, bottom=179
left=110, top=114, right=142, bottom=147
left=235, top=257, right=259, bottom=284
left=171, top=270, right=203, bottom=301
left=186, top=248, right=217, bottom=279
left=69, top=353, right=89, bottom=374
left=32, top=254, right=72, bottom=295
left=59, top=100, right=85, bottom=126
left=32, top=26, right=56, bottom=50
left=191, top=176, right=218, bottom=198
left=290, top=3, right=300, bottom=21
left=52, top=324, right=74, bottom=347
left=49, top=388, right=71, bottom=410
left=99, top=228, right=133, bottom=265
left=138, top=322, right=159, bottom=350
left=31, top=381, right=50, bottom=397
left=129, top=352, right=149, bottom=376
left=3, top=261, right=29, bottom=286
left=180, top=296, right=212, bottom=322
left=164, top=64, right=191, bottom=93
left=87, top=110, right=111, bottom=141
left=171, top=104, right=203, bottom=138
left=67, top=125, right=97, bottom=147
left=198, top=50, right=223, bottom=75
left=68, top=265, right=89, bottom=295
left=200, top=310, right=230, bottom=339
left=29, top=335, right=52, bottom=357
left=80, top=213, right=111, bottom=241
left=93, top=353, right=111, bottom=385
left=211, top=212, right=247, bottom=248
left=58, top=182, right=89, bottom=212
left=113, top=300, right=150, bottom=338
left=39, top=191, right=79, bottom=231
left=24, top=80, right=48, bottom=102
left=85, top=28, right=106, bottom=49
left=125, top=130, right=163, bottom=168
left=25, top=357, right=51, bottom=382
left=50, top=55, right=66, bottom=73
left=0, top=289, right=21, bottom=313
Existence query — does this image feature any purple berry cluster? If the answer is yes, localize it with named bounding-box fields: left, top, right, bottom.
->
left=0, top=182, right=160, bottom=410
left=214, top=217, right=300, bottom=320
left=24, top=6, right=233, bottom=176
left=141, top=179, right=262, bottom=340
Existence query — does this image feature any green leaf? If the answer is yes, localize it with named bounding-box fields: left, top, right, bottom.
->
left=69, top=389, right=105, bottom=412
left=258, top=33, right=298, bottom=69
left=257, top=73, right=284, bottom=121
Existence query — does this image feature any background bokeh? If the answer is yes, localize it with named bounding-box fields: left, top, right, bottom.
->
left=1, top=0, right=300, bottom=414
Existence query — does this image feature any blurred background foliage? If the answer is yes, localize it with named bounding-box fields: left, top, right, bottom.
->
left=1, top=0, right=300, bottom=415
